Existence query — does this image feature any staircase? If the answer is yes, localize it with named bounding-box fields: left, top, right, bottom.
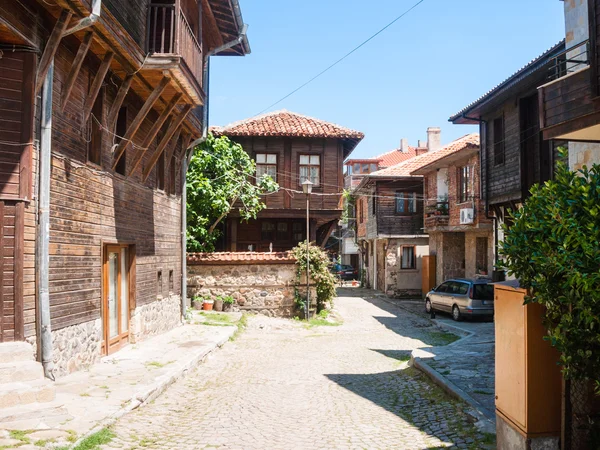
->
left=0, top=342, right=55, bottom=409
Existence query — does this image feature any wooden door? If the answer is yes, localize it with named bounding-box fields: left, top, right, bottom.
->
left=102, top=245, right=131, bottom=354
left=0, top=52, right=35, bottom=342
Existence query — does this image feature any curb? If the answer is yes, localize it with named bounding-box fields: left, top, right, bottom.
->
left=69, top=326, right=236, bottom=449
left=411, top=355, right=496, bottom=425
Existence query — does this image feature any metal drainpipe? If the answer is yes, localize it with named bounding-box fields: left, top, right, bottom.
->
left=180, top=26, right=250, bottom=317
left=38, top=61, right=54, bottom=380
left=62, top=0, right=102, bottom=36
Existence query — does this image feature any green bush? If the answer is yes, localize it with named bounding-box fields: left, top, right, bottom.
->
left=500, top=154, right=600, bottom=392
left=291, top=241, right=337, bottom=313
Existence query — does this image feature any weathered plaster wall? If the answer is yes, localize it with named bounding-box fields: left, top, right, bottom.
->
left=569, top=141, right=600, bottom=170
left=384, top=238, right=429, bottom=298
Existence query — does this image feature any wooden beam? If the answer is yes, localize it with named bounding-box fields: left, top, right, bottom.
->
left=36, top=9, right=73, bottom=94
left=164, top=128, right=182, bottom=172
left=201, top=0, right=224, bottom=49
left=128, top=92, right=182, bottom=176
left=61, top=31, right=94, bottom=112
left=112, top=76, right=171, bottom=169
left=14, top=202, right=24, bottom=341
left=178, top=132, right=193, bottom=160
left=142, top=104, right=193, bottom=182
left=84, top=51, right=114, bottom=121
left=107, top=74, right=134, bottom=132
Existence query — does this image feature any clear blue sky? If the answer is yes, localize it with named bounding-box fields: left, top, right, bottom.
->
left=208, top=0, right=565, bottom=160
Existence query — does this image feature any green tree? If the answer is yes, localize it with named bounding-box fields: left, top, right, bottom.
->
left=186, top=134, right=278, bottom=252
left=500, top=154, right=600, bottom=392
left=291, top=242, right=337, bottom=313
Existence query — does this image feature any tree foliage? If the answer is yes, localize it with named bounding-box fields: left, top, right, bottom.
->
left=291, top=241, right=337, bottom=313
left=186, top=134, right=278, bottom=252
left=500, top=154, right=600, bottom=391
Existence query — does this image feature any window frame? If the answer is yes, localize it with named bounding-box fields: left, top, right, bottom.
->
left=493, top=116, right=505, bottom=166
left=255, top=152, right=278, bottom=183
left=156, top=151, right=165, bottom=191
left=298, top=153, right=321, bottom=187
left=400, top=245, right=417, bottom=270
left=114, top=106, right=127, bottom=175
left=87, top=87, right=104, bottom=167
left=395, top=191, right=418, bottom=215
left=458, top=165, right=472, bottom=204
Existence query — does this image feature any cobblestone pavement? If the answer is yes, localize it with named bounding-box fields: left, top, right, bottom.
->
left=101, top=289, right=495, bottom=450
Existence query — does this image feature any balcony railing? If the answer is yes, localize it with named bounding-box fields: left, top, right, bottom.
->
left=547, top=40, right=589, bottom=81
left=147, top=4, right=203, bottom=87
left=424, top=201, right=449, bottom=229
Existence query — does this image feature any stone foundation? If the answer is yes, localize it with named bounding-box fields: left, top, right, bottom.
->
left=496, top=413, right=559, bottom=450
left=130, top=294, right=182, bottom=343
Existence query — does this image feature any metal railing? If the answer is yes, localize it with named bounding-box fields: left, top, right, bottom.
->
left=548, top=39, right=590, bottom=81
left=147, top=4, right=203, bottom=85
left=425, top=201, right=449, bottom=217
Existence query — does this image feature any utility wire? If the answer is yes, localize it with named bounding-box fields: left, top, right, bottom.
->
left=256, top=0, right=426, bottom=115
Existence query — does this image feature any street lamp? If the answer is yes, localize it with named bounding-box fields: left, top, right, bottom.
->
left=302, top=179, right=313, bottom=321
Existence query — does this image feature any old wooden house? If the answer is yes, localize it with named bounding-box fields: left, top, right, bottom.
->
left=212, top=110, right=364, bottom=252
left=449, top=40, right=565, bottom=264
left=409, top=134, right=493, bottom=286
left=0, top=0, right=250, bottom=397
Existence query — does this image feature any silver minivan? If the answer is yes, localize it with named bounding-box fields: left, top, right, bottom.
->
left=425, top=278, right=494, bottom=321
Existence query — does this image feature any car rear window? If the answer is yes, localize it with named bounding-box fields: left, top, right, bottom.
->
left=473, top=284, right=494, bottom=300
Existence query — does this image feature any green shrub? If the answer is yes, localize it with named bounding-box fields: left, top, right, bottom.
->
left=291, top=241, right=337, bottom=313
left=500, top=152, right=600, bottom=392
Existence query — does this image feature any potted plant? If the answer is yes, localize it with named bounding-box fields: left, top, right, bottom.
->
left=214, top=296, right=224, bottom=312
left=202, top=298, right=214, bottom=311
left=222, top=295, right=235, bottom=312
left=192, top=296, right=204, bottom=311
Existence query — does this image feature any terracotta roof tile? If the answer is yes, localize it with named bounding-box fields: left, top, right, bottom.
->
left=187, top=252, right=296, bottom=265
left=370, top=134, right=480, bottom=178
left=211, top=110, right=365, bottom=141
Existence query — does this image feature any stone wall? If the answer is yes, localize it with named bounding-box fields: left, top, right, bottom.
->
left=130, top=294, right=182, bottom=344
left=384, top=237, right=429, bottom=298
left=187, top=256, right=310, bottom=317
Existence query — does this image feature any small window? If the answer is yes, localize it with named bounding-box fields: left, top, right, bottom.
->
left=293, top=222, right=304, bottom=242
left=157, top=270, right=163, bottom=298
left=353, top=163, right=360, bottom=173
left=396, top=193, right=405, bottom=213
left=88, top=90, right=104, bottom=166
left=362, top=164, right=369, bottom=173
left=156, top=153, right=165, bottom=191
left=370, top=163, right=378, bottom=173
left=276, top=222, right=288, bottom=241
left=396, top=192, right=418, bottom=214
left=169, top=270, right=174, bottom=294
left=256, top=153, right=277, bottom=182
left=372, top=197, right=376, bottom=216
left=493, top=116, right=505, bottom=166
left=299, top=154, right=320, bottom=186
left=400, top=246, right=416, bottom=270
left=114, top=107, right=127, bottom=175
left=459, top=166, right=472, bottom=203
left=261, top=222, right=275, bottom=241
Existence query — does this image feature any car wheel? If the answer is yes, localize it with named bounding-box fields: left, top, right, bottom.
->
left=425, top=298, right=432, bottom=314
left=452, top=305, right=462, bottom=322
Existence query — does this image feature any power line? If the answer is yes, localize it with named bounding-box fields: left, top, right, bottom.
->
left=256, top=0, right=426, bottom=115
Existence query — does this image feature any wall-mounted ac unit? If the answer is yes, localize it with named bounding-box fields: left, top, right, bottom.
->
left=460, top=208, right=474, bottom=225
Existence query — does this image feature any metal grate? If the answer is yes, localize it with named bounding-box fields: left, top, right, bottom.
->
left=547, top=40, right=590, bottom=81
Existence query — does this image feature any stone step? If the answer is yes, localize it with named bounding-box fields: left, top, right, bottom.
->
left=0, top=379, right=55, bottom=409
left=0, top=400, right=69, bottom=427
left=0, top=342, right=34, bottom=364
left=0, top=360, right=44, bottom=384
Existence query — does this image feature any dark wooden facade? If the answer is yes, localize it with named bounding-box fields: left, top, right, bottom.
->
left=221, top=136, right=347, bottom=252
left=0, top=0, right=246, bottom=356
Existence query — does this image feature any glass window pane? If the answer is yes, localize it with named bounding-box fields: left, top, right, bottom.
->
left=396, top=193, right=405, bottom=213
left=108, top=252, right=119, bottom=339
left=299, top=166, right=308, bottom=183
left=362, top=164, right=369, bottom=173
left=370, top=164, right=378, bottom=172
left=267, top=154, right=277, bottom=164
left=354, top=163, right=360, bottom=172
left=277, top=223, right=288, bottom=231
left=408, top=193, right=415, bottom=213
left=256, top=154, right=266, bottom=164
left=310, top=155, right=320, bottom=165
left=120, top=248, right=129, bottom=333
left=310, top=167, right=320, bottom=185
left=300, top=155, right=310, bottom=164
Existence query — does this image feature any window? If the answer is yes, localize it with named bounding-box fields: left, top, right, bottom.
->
left=493, top=116, right=505, bottom=166
left=299, top=154, right=320, bottom=186
left=261, top=222, right=276, bottom=241
left=372, top=197, right=376, bottom=216
left=156, top=153, right=165, bottom=191
left=370, top=163, right=378, bottom=173
left=362, top=164, right=369, bottom=173
left=400, top=246, right=416, bottom=269
left=168, top=270, right=174, bottom=294
left=353, top=163, right=360, bottom=174
left=396, top=192, right=418, bottom=214
left=277, top=222, right=288, bottom=241
left=169, top=155, right=176, bottom=194
left=256, top=153, right=277, bottom=182
left=459, top=166, right=472, bottom=203
left=88, top=89, right=104, bottom=166
left=293, top=222, right=304, bottom=242
left=114, top=107, right=127, bottom=175
left=358, top=199, right=364, bottom=223
left=157, top=270, right=163, bottom=298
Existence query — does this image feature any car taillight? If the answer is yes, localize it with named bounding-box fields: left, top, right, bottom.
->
left=469, top=286, right=474, bottom=299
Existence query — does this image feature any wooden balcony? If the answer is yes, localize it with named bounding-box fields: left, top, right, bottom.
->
left=377, top=215, right=424, bottom=236
left=146, top=3, right=205, bottom=105
left=424, top=201, right=449, bottom=231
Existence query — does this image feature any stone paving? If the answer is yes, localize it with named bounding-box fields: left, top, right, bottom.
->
left=100, top=288, right=495, bottom=450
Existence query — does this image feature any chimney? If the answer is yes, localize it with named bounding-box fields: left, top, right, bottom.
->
left=418, top=140, right=426, bottom=148
left=400, top=138, right=409, bottom=153
left=427, top=127, right=441, bottom=152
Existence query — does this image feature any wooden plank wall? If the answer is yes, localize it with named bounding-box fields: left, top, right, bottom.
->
left=374, top=180, right=424, bottom=236
left=103, top=0, right=150, bottom=49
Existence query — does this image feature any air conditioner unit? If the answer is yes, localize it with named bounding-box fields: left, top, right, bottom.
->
left=460, top=208, right=474, bottom=225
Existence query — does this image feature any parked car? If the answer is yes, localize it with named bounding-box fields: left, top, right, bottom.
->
left=425, top=278, right=494, bottom=321
left=331, top=264, right=359, bottom=281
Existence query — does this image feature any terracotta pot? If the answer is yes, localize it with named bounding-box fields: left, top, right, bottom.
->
left=202, top=301, right=214, bottom=311
left=193, top=301, right=203, bottom=311
left=214, top=300, right=224, bottom=311
left=223, top=303, right=233, bottom=312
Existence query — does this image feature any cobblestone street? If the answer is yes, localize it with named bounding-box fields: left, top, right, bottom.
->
left=101, top=289, right=494, bottom=450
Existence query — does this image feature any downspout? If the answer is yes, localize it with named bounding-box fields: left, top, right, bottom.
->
left=37, top=2, right=101, bottom=380
left=38, top=61, right=54, bottom=380
left=180, top=24, right=249, bottom=317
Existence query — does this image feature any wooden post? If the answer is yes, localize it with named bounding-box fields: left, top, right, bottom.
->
left=84, top=51, right=115, bottom=121
left=14, top=203, right=24, bottom=341
left=107, top=74, right=134, bottom=132
left=112, top=76, right=171, bottom=169
left=36, top=9, right=73, bottom=94
left=128, top=92, right=182, bottom=176
left=142, top=104, right=193, bottom=181
left=61, top=31, right=94, bottom=112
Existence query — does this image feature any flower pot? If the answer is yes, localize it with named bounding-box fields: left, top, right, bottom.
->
left=223, top=303, right=233, bottom=312
left=202, top=301, right=214, bottom=311
left=214, top=299, right=224, bottom=311
left=193, top=301, right=203, bottom=311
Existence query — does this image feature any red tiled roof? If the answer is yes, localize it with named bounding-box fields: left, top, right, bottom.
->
left=377, top=146, right=427, bottom=167
left=211, top=110, right=365, bottom=141
left=187, top=252, right=296, bottom=265
left=370, top=134, right=480, bottom=178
